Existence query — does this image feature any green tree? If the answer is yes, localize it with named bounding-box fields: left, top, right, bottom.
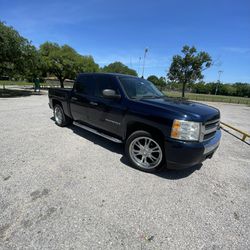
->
left=0, top=21, right=40, bottom=88
left=147, top=75, right=159, bottom=85
left=167, top=45, right=212, bottom=97
left=147, top=75, right=166, bottom=90
left=192, top=82, right=209, bottom=94
left=22, top=45, right=43, bottom=82
left=234, top=83, right=250, bottom=97
left=102, top=62, right=137, bottom=76
left=158, top=77, right=167, bottom=91
left=39, top=42, right=99, bottom=88
left=78, top=55, right=99, bottom=73
left=206, top=82, right=217, bottom=94
left=224, top=84, right=237, bottom=96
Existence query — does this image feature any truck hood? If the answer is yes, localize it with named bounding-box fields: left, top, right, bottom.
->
left=138, top=97, right=220, bottom=121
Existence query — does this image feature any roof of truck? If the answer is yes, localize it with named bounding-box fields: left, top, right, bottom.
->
left=77, top=72, right=138, bottom=78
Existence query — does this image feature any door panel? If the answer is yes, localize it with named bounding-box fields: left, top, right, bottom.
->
left=69, top=75, right=95, bottom=123
left=70, top=92, right=90, bottom=122
left=88, top=96, right=125, bottom=136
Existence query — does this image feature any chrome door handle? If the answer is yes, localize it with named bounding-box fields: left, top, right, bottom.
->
left=90, top=101, right=98, bottom=106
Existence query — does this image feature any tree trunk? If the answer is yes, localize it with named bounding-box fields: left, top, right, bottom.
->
left=182, top=82, right=186, bottom=98
left=59, top=78, right=64, bottom=88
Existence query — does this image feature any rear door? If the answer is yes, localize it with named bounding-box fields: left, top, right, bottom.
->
left=88, top=75, right=126, bottom=137
left=70, top=75, right=95, bottom=123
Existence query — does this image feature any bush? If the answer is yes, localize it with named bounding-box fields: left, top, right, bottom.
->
left=167, top=81, right=250, bottom=97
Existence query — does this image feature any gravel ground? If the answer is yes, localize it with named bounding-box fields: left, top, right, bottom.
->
left=0, top=95, right=249, bottom=250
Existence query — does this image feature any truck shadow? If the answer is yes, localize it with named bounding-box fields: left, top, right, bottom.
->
left=58, top=120, right=201, bottom=179
left=0, top=88, right=41, bottom=98
left=120, top=156, right=202, bottom=180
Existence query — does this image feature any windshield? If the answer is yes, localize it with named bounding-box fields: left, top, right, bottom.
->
left=118, top=77, right=164, bottom=99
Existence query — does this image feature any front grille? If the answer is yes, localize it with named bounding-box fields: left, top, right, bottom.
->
left=203, top=132, right=216, bottom=140
left=200, top=119, right=220, bottom=141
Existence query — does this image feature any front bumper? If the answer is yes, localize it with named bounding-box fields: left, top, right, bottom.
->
left=165, top=130, right=221, bottom=169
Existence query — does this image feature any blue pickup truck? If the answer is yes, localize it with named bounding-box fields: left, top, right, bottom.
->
left=48, top=73, right=221, bottom=172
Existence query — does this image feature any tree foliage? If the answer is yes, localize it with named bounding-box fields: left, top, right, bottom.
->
left=23, top=45, right=44, bottom=82
left=0, top=21, right=40, bottom=83
left=102, top=61, right=137, bottom=76
left=39, top=42, right=99, bottom=87
left=147, top=75, right=166, bottom=90
left=167, top=45, right=212, bottom=97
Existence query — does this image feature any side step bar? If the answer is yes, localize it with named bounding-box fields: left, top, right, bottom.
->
left=73, top=121, right=123, bottom=143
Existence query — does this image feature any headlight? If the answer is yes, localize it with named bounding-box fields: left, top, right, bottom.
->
left=171, top=119, right=201, bottom=141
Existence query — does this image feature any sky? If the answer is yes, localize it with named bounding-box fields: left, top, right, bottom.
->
left=0, top=0, right=250, bottom=82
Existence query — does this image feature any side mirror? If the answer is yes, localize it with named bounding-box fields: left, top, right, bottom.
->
left=102, top=89, right=121, bottom=99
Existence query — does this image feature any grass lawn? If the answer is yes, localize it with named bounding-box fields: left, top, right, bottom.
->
left=165, top=91, right=250, bottom=105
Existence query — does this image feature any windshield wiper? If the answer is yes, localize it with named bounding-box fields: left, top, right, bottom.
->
left=140, top=95, right=165, bottom=99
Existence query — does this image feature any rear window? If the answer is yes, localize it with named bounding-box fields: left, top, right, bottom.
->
left=75, top=75, right=94, bottom=95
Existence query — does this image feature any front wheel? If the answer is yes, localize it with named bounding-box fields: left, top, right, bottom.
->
left=125, top=130, right=165, bottom=173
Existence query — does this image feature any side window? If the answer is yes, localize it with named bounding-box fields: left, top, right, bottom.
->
left=75, top=75, right=94, bottom=95
left=94, top=76, right=119, bottom=97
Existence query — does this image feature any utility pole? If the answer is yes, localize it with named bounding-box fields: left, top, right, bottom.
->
left=142, top=48, right=148, bottom=78
left=138, top=57, right=141, bottom=76
left=215, top=70, right=223, bottom=95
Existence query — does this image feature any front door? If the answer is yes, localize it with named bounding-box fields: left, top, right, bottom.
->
left=88, top=75, right=125, bottom=137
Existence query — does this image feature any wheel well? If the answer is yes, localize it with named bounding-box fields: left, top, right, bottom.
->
left=52, top=99, right=62, bottom=109
left=126, top=122, right=164, bottom=141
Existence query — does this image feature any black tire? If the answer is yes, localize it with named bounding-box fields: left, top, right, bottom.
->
left=125, top=130, right=165, bottom=173
left=53, top=104, right=72, bottom=127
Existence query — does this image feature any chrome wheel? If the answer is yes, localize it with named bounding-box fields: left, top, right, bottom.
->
left=129, top=136, right=162, bottom=169
left=54, top=106, right=63, bottom=124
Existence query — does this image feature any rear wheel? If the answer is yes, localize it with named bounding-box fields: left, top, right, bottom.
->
left=53, top=104, right=72, bottom=127
left=125, top=130, right=165, bottom=172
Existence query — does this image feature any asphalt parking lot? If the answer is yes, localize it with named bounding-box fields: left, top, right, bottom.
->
left=0, top=95, right=249, bottom=249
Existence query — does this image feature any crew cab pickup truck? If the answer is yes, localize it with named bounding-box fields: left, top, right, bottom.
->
left=48, top=73, right=221, bottom=172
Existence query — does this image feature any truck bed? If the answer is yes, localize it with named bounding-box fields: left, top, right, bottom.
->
left=48, top=88, right=72, bottom=118
left=48, top=88, right=72, bottom=99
